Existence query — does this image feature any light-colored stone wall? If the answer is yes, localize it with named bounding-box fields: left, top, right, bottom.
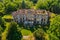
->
left=12, top=9, right=49, bottom=26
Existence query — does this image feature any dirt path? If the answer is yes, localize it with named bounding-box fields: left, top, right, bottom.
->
left=22, top=34, right=35, bottom=40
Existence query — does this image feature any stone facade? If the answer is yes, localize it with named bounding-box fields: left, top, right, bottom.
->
left=12, top=9, right=50, bottom=26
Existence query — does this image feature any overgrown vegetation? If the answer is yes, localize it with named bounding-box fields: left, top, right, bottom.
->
left=0, top=0, right=60, bottom=40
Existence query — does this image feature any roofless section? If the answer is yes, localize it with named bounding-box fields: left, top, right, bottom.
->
left=12, top=9, right=50, bottom=27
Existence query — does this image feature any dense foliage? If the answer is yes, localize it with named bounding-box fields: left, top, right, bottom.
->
left=0, top=0, right=60, bottom=14
left=7, top=22, right=22, bottom=40
left=36, top=0, right=60, bottom=13
left=0, top=0, right=60, bottom=40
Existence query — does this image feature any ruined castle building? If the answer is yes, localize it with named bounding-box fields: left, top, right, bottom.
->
left=12, top=9, right=50, bottom=26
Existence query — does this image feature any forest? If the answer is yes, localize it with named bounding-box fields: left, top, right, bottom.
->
left=0, top=0, right=60, bottom=40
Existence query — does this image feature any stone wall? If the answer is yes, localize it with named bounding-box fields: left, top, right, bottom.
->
left=12, top=9, right=50, bottom=26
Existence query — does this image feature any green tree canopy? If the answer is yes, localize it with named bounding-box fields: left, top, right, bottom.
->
left=5, top=2, right=18, bottom=14
left=7, top=22, right=22, bottom=40
left=0, top=2, right=5, bottom=16
left=34, top=28, right=46, bottom=40
left=47, top=15, right=60, bottom=40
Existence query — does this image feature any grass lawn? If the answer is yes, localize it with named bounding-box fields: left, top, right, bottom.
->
left=21, top=29, right=32, bottom=36
left=2, top=15, right=13, bottom=22
left=21, top=29, right=35, bottom=40
left=2, top=15, right=13, bottom=19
